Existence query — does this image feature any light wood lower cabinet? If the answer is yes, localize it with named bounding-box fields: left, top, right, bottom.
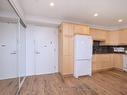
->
left=92, top=54, right=123, bottom=72
left=62, top=55, right=74, bottom=75
left=92, top=54, right=113, bottom=72
left=113, top=54, right=123, bottom=69
left=62, top=36, right=74, bottom=75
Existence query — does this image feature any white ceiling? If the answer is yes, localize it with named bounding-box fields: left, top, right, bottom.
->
left=0, top=0, right=13, bottom=13
left=18, top=0, right=127, bottom=30
left=0, top=0, right=18, bottom=23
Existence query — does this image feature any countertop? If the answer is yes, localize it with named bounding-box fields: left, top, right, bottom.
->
left=93, top=53, right=127, bottom=55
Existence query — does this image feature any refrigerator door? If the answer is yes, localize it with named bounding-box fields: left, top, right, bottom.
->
left=74, top=60, right=92, bottom=78
left=75, top=35, right=92, bottom=60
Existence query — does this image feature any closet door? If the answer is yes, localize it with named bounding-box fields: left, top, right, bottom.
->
left=0, top=0, right=19, bottom=94
left=0, top=23, right=17, bottom=80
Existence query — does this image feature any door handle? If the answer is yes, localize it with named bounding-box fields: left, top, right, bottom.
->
left=35, top=51, right=40, bottom=54
left=10, top=52, right=17, bottom=54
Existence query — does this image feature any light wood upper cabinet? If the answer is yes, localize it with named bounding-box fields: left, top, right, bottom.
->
left=74, top=24, right=90, bottom=35
left=90, top=28, right=127, bottom=45
left=90, top=28, right=107, bottom=41
left=62, top=23, right=74, bottom=36
left=105, top=29, right=127, bottom=45
left=105, top=31, right=119, bottom=45
left=119, top=29, right=127, bottom=45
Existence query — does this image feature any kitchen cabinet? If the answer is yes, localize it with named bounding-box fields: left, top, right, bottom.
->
left=74, top=24, right=90, bottom=35
left=105, top=31, right=119, bottom=45
left=62, top=36, right=74, bottom=75
left=101, top=54, right=114, bottom=69
left=90, top=28, right=108, bottom=41
left=119, top=29, right=127, bottom=45
left=105, top=29, right=127, bottom=45
left=91, top=28, right=127, bottom=45
left=62, top=23, right=74, bottom=36
left=92, top=54, right=114, bottom=72
left=92, top=54, right=124, bottom=72
left=63, top=36, right=73, bottom=56
left=58, top=23, right=74, bottom=75
left=92, top=54, right=102, bottom=71
left=113, top=54, right=123, bottom=69
left=58, top=22, right=90, bottom=75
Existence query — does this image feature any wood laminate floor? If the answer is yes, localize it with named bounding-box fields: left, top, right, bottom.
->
left=19, top=70, right=127, bottom=95
left=0, top=78, right=18, bottom=95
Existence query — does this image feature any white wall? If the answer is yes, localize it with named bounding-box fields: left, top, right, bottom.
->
left=26, top=25, right=58, bottom=76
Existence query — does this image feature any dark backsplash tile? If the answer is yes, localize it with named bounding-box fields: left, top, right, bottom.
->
left=93, top=45, right=127, bottom=54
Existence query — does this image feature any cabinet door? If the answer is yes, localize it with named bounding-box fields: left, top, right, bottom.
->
left=63, top=55, right=73, bottom=75
left=110, top=54, right=115, bottom=68
left=119, top=30, right=127, bottom=45
left=92, top=54, right=114, bottom=72
left=58, top=31, right=63, bottom=73
left=101, top=55, right=112, bottom=69
left=63, top=36, right=73, bottom=56
left=63, top=36, right=69, bottom=56
left=113, top=54, right=123, bottom=69
left=74, top=25, right=90, bottom=35
left=90, top=29, right=107, bottom=41
left=62, top=23, right=74, bottom=36
left=92, top=61, right=102, bottom=71
left=92, top=55, right=102, bottom=71
left=68, top=37, right=74, bottom=56
left=105, top=31, right=119, bottom=45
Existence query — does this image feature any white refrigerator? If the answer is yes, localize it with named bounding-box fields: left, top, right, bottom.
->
left=74, top=35, right=92, bottom=78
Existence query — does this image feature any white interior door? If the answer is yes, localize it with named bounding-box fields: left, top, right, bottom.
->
left=0, top=22, right=17, bottom=80
left=34, top=27, right=58, bottom=75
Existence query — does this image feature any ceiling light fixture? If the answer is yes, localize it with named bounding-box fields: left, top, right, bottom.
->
left=118, top=19, right=123, bottom=22
left=94, top=13, right=98, bottom=17
left=50, top=2, right=55, bottom=7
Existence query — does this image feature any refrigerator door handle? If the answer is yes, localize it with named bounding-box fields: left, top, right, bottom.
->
left=76, top=59, right=91, bottom=61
